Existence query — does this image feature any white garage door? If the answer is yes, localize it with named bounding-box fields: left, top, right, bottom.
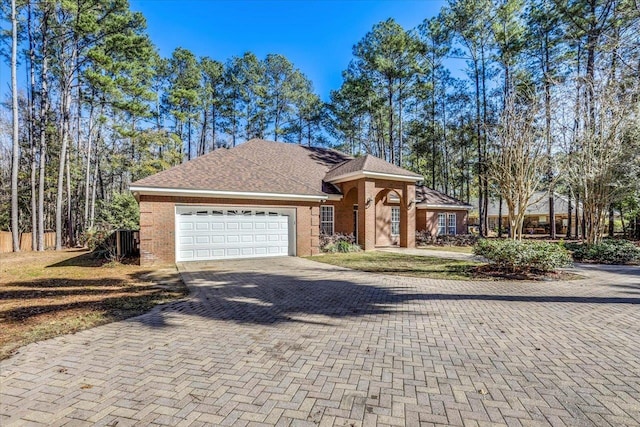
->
left=175, top=207, right=293, bottom=262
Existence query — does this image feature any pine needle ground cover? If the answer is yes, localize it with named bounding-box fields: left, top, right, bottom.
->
left=0, top=250, right=187, bottom=359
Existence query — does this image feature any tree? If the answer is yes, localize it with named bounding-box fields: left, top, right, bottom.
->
left=488, top=91, right=546, bottom=240
left=564, top=82, right=640, bottom=244
left=167, top=47, right=201, bottom=161
left=199, top=57, right=224, bottom=154
left=446, top=0, right=495, bottom=237
left=10, top=0, right=19, bottom=251
left=352, top=18, right=419, bottom=165
left=526, top=0, right=564, bottom=239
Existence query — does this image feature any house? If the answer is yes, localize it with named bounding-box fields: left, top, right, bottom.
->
left=130, top=139, right=470, bottom=265
left=468, top=191, right=583, bottom=235
left=415, top=187, right=473, bottom=237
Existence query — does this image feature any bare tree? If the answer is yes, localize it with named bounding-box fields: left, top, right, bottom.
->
left=566, top=81, right=640, bottom=244
left=488, top=92, right=547, bottom=240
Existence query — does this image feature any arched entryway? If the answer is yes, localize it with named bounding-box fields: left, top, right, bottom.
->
left=375, top=188, right=403, bottom=247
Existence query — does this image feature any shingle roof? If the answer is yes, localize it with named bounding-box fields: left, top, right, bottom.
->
left=324, top=155, right=423, bottom=181
left=131, top=139, right=351, bottom=196
left=131, top=139, right=425, bottom=197
left=416, top=186, right=472, bottom=209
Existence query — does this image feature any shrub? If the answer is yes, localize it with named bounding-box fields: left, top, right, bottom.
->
left=416, top=231, right=478, bottom=247
left=97, top=192, right=140, bottom=230
left=566, top=239, right=640, bottom=265
left=320, top=233, right=361, bottom=253
left=473, top=239, right=572, bottom=273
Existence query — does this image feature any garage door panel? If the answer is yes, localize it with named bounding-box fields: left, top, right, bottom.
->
left=176, top=208, right=292, bottom=262
left=179, top=250, right=195, bottom=260
left=180, top=236, right=194, bottom=245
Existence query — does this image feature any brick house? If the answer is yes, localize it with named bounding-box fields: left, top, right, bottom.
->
left=130, top=139, right=471, bottom=265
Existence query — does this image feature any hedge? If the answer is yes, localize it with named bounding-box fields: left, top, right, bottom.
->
left=474, top=239, right=572, bottom=273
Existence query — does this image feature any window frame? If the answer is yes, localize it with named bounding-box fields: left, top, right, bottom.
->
left=447, top=213, right=456, bottom=235
left=320, top=205, right=334, bottom=235
left=391, top=206, right=400, bottom=236
left=437, top=213, right=446, bottom=236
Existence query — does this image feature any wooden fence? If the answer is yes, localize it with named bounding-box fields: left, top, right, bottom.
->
left=0, top=231, right=56, bottom=253
left=1, top=230, right=138, bottom=257
left=106, top=230, right=140, bottom=258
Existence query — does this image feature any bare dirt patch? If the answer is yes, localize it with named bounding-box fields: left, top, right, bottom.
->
left=0, top=249, right=187, bottom=359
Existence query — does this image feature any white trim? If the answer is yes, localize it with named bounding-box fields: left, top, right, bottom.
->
left=326, top=194, right=343, bottom=201
left=320, top=205, right=334, bottom=235
left=130, top=186, right=328, bottom=201
left=416, top=203, right=472, bottom=210
left=391, top=206, right=400, bottom=236
left=447, top=213, right=457, bottom=235
left=326, top=171, right=422, bottom=184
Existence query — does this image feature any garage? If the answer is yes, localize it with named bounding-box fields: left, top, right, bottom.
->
left=175, top=206, right=296, bottom=262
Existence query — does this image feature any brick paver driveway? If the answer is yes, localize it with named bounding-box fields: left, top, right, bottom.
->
left=2, top=257, right=639, bottom=426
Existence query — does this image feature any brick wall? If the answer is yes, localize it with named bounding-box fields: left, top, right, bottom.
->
left=138, top=195, right=320, bottom=266
left=417, top=209, right=469, bottom=236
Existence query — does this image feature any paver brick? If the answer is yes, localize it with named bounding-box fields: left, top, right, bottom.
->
left=1, top=257, right=639, bottom=426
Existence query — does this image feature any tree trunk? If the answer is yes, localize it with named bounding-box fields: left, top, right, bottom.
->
left=37, top=10, right=50, bottom=251
left=66, top=148, right=74, bottom=246
left=498, top=196, right=503, bottom=238
left=56, top=81, right=72, bottom=250
left=473, top=60, right=484, bottom=237
left=10, top=0, right=20, bottom=252
left=566, top=193, right=573, bottom=239
left=608, top=205, right=615, bottom=237
left=28, top=0, right=37, bottom=251
left=575, top=192, right=581, bottom=240
left=388, top=77, right=394, bottom=165
left=480, top=46, right=490, bottom=238
left=545, top=47, right=555, bottom=239
left=89, top=155, right=99, bottom=229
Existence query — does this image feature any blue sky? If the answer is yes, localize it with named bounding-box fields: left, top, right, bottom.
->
left=129, top=0, right=448, bottom=100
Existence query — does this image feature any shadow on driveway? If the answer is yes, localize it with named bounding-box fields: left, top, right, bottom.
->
left=133, top=262, right=640, bottom=329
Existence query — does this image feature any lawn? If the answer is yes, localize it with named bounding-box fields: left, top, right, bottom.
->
left=0, top=250, right=188, bottom=359
left=417, top=245, right=474, bottom=254
left=309, top=251, right=482, bottom=280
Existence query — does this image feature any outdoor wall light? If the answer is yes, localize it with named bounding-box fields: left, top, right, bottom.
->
left=407, top=199, right=415, bottom=209
left=365, top=196, right=373, bottom=209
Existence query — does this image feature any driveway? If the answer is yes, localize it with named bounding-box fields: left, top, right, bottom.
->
left=1, top=257, right=639, bottom=426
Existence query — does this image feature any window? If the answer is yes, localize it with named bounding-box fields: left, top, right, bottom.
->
left=447, top=213, right=456, bottom=235
left=321, top=205, right=334, bottom=235
left=391, top=207, right=400, bottom=235
left=437, top=213, right=446, bottom=235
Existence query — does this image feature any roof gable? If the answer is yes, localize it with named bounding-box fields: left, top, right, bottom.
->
left=324, top=154, right=422, bottom=183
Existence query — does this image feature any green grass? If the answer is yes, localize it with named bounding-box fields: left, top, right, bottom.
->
left=416, top=245, right=474, bottom=254
left=308, top=252, right=482, bottom=280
